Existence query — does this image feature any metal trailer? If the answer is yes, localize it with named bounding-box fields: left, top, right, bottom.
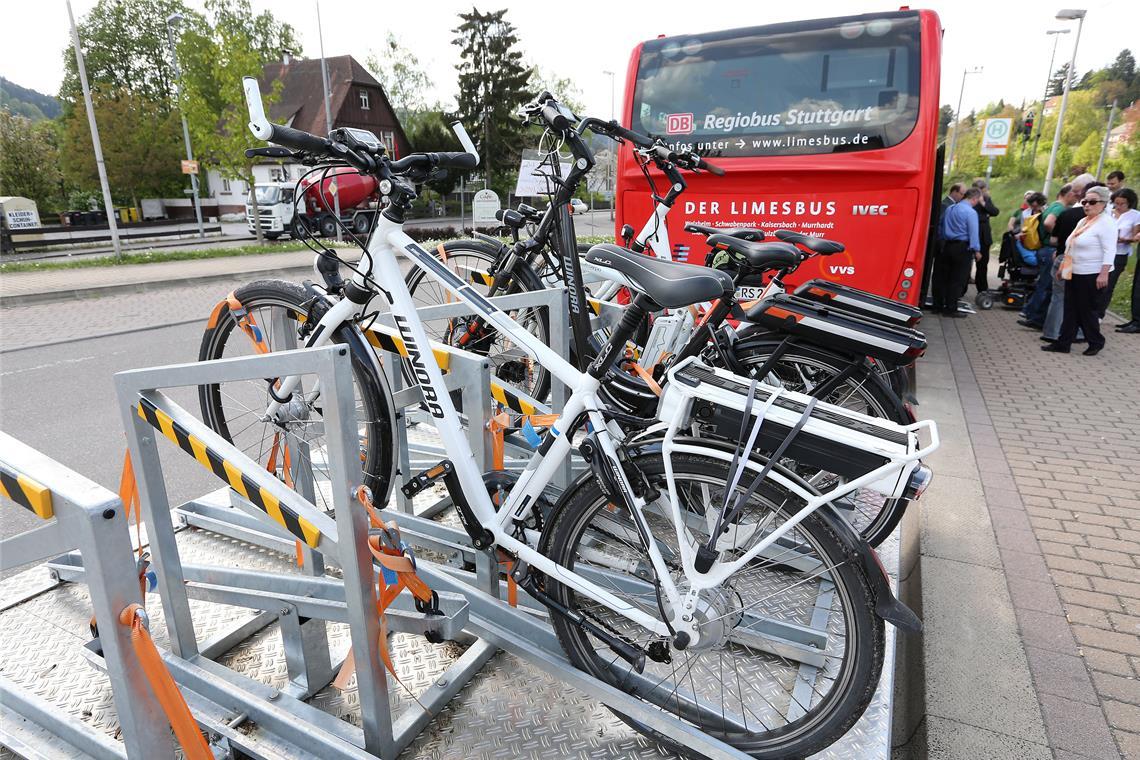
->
left=0, top=288, right=900, bottom=759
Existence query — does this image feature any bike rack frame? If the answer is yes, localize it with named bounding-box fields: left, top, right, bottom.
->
left=0, top=432, right=175, bottom=759
left=64, top=341, right=746, bottom=759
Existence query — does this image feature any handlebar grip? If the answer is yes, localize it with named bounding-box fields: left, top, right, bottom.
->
left=541, top=102, right=570, bottom=131
left=449, top=120, right=480, bottom=166
left=431, top=152, right=479, bottom=171
left=267, top=123, right=332, bottom=154
left=698, top=157, right=726, bottom=176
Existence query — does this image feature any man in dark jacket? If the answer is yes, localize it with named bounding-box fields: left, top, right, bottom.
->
left=971, top=179, right=1000, bottom=293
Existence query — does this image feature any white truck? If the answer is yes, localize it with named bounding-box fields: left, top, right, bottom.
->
left=246, top=168, right=380, bottom=239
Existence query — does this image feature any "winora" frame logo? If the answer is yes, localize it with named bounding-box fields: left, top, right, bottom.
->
left=393, top=314, right=444, bottom=418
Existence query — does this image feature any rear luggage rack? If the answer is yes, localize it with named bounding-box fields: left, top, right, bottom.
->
left=794, top=279, right=924, bottom=327
left=662, top=358, right=937, bottom=497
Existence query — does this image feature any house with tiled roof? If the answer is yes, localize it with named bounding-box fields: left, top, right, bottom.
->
left=205, top=54, right=409, bottom=214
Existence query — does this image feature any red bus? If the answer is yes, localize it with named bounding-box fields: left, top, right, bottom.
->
left=616, top=10, right=943, bottom=305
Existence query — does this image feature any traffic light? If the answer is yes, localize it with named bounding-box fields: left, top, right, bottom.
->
left=1023, top=112, right=1035, bottom=136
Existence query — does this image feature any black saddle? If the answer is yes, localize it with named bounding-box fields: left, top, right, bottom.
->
left=773, top=230, right=845, bottom=254
left=684, top=222, right=765, bottom=242
left=584, top=244, right=733, bottom=308
left=706, top=235, right=801, bottom=271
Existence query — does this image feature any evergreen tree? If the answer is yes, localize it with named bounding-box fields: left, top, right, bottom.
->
left=452, top=8, right=533, bottom=196
left=1047, top=63, right=1078, bottom=97
left=938, top=104, right=954, bottom=141
left=1106, top=49, right=1136, bottom=83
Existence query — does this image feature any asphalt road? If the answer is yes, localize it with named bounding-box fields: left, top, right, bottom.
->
left=0, top=283, right=249, bottom=545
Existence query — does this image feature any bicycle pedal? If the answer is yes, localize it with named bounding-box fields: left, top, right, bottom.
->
left=401, top=461, right=454, bottom=499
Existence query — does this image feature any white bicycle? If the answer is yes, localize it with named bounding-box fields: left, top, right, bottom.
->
left=200, top=77, right=939, bottom=758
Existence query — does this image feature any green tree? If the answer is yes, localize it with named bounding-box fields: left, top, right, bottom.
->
left=1106, top=49, right=1136, bottom=82
left=60, top=88, right=184, bottom=208
left=452, top=8, right=533, bottom=196
left=366, top=32, right=434, bottom=131
left=1047, top=63, right=1078, bottom=97
left=178, top=0, right=298, bottom=243
left=0, top=110, right=64, bottom=211
left=938, top=104, right=954, bottom=141
left=529, top=67, right=584, bottom=116
left=59, top=0, right=203, bottom=108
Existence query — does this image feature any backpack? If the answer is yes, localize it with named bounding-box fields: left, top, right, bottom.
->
left=1022, top=213, right=1044, bottom=250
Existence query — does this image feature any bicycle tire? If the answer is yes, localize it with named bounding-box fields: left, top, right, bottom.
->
left=541, top=451, right=883, bottom=759
left=404, top=239, right=552, bottom=406
left=197, top=279, right=398, bottom=511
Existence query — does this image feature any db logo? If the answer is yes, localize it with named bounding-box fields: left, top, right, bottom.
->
left=665, top=113, right=694, bottom=134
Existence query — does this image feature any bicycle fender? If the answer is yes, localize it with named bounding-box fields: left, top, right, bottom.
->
left=628, top=435, right=922, bottom=634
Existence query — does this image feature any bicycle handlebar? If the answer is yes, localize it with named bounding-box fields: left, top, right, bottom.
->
left=242, top=76, right=479, bottom=174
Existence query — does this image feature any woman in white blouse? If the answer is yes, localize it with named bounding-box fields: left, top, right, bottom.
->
left=1042, top=184, right=1117, bottom=356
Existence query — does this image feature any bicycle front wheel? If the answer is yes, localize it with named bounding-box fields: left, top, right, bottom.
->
left=542, top=452, right=883, bottom=759
left=405, top=240, right=551, bottom=406
left=198, top=279, right=397, bottom=512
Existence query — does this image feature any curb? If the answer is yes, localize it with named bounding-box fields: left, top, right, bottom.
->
left=0, top=264, right=316, bottom=308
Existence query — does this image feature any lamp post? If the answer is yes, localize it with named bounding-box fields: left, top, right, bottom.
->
left=1028, top=29, right=1070, bottom=169
left=1043, top=9, right=1086, bottom=196
left=315, top=0, right=341, bottom=241
left=603, top=70, right=616, bottom=220
left=66, top=0, right=121, bottom=258
left=1095, top=99, right=1119, bottom=179
left=946, top=66, right=983, bottom=173
left=166, top=13, right=205, bottom=239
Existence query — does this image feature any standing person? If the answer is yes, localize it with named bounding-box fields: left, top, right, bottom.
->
left=934, top=187, right=981, bottom=317
left=1105, top=188, right=1140, bottom=322
left=1020, top=184, right=1074, bottom=328
left=1118, top=220, right=1140, bottom=333
left=1043, top=185, right=1117, bottom=355
left=1106, top=170, right=1125, bottom=193
left=972, top=179, right=1000, bottom=293
left=927, top=183, right=966, bottom=310
left=1041, top=174, right=1096, bottom=342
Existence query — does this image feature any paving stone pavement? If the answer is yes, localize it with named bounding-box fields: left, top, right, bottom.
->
left=947, top=306, right=1140, bottom=760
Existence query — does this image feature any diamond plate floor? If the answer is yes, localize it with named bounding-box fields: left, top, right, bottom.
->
left=0, top=516, right=897, bottom=760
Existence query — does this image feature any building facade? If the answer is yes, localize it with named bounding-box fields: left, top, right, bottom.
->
left=202, top=54, right=409, bottom=216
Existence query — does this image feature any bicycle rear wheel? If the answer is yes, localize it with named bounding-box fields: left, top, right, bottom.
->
left=198, top=280, right=397, bottom=512
left=541, top=452, right=883, bottom=759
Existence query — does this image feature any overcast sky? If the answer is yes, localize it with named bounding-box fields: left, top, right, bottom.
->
left=3, top=1, right=1137, bottom=122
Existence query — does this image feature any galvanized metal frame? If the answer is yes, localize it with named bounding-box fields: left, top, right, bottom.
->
left=103, top=340, right=753, bottom=759
left=0, top=432, right=175, bottom=759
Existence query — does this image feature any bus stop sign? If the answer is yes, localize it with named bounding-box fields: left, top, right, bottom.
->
left=980, top=119, right=1013, bottom=156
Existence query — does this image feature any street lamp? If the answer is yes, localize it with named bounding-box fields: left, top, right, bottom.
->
left=946, top=66, right=983, bottom=173
left=603, top=70, right=616, bottom=220
left=1028, top=29, right=1070, bottom=169
left=1043, top=9, right=1086, bottom=196
left=166, top=12, right=205, bottom=239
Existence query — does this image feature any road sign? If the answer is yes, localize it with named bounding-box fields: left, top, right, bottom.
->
left=181, top=160, right=200, bottom=175
left=472, top=189, right=501, bottom=225
left=980, top=118, right=1013, bottom=156
left=515, top=149, right=571, bottom=197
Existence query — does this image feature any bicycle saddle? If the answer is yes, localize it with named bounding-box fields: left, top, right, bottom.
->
left=773, top=229, right=845, bottom=255
left=706, top=234, right=801, bottom=271
left=584, top=244, right=733, bottom=308
left=684, top=222, right=765, bottom=242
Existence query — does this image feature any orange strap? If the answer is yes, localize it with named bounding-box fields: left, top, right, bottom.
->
left=118, top=451, right=143, bottom=559
left=628, top=362, right=663, bottom=397
left=119, top=605, right=211, bottom=760
left=334, top=496, right=437, bottom=692
left=497, top=551, right=518, bottom=607
left=523, top=413, right=560, bottom=428
left=488, top=412, right=510, bottom=470
left=227, top=293, right=271, bottom=355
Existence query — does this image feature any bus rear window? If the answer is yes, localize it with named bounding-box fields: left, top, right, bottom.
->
left=632, top=14, right=921, bottom=157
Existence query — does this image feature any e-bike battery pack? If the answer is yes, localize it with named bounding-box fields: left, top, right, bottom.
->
left=659, top=358, right=922, bottom=498
left=745, top=293, right=927, bottom=365
left=793, top=279, right=924, bottom=327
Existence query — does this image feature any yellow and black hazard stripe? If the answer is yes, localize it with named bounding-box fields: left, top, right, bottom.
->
left=469, top=270, right=495, bottom=287
left=0, top=465, right=53, bottom=520
left=135, top=397, right=320, bottom=548
left=490, top=384, right=539, bottom=416
left=586, top=298, right=603, bottom=315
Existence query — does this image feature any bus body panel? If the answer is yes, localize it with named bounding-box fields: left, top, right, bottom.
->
left=616, top=10, right=942, bottom=306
